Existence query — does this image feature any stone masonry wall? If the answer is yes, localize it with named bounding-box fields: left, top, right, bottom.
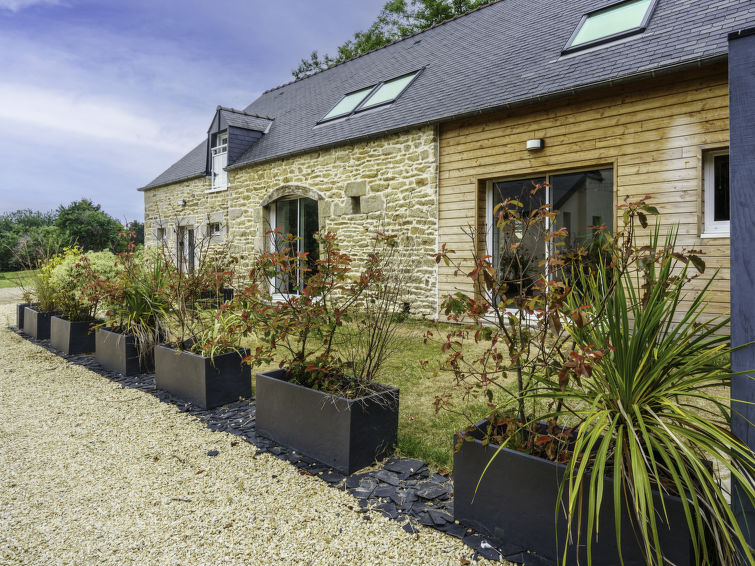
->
left=143, top=126, right=439, bottom=316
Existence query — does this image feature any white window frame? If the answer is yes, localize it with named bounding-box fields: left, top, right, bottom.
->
left=268, top=196, right=319, bottom=302
left=702, top=149, right=730, bottom=238
left=208, top=132, right=228, bottom=193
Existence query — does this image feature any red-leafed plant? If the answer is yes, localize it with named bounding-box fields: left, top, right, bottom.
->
left=237, top=229, right=408, bottom=398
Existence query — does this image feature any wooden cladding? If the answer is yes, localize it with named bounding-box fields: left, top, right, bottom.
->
left=437, top=63, right=730, bottom=320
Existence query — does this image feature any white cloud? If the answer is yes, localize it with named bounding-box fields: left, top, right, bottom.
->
left=0, top=0, right=62, bottom=12
left=0, top=82, right=191, bottom=152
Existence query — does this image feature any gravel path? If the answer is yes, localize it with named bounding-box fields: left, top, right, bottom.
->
left=0, top=287, right=23, bottom=305
left=0, top=304, right=499, bottom=565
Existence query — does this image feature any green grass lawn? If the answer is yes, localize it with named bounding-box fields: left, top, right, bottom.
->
left=0, top=270, right=36, bottom=289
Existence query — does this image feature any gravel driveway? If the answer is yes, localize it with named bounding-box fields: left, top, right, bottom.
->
left=0, top=303, right=497, bottom=565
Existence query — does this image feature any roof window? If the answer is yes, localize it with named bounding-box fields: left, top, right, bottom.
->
left=321, top=86, right=376, bottom=121
left=563, top=0, right=657, bottom=53
left=360, top=72, right=418, bottom=110
left=319, top=70, right=421, bottom=123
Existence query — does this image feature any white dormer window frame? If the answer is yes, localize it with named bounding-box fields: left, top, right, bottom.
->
left=208, top=131, right=228, bottom=193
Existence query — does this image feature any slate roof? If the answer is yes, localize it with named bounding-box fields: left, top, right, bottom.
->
left=215, top=107, right=274, bottom=133
left=141, top=0, right=755, bottom=191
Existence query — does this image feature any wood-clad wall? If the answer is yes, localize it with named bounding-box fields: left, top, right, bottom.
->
left=438, top=63, right=730, bottom=320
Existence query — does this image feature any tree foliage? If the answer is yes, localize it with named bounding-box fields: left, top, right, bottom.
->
left=292, top=0, right=495, bottom=79
left=54, top=199, right=124, bottom=253
left=0, top=200, right=140, bottom=272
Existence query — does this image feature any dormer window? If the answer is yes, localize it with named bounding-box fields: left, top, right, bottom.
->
left=210, top=131, right=228, bottom=191
left=563, top=0, right=657, bottom=54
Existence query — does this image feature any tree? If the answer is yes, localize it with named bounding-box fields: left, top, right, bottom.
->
left=54, top=199, right=123, bottom=252
left=0, top=209, right=59, bottom=271
left=292, top=0, right=494, bottom=79
left=129, top=220, right=145, bottom=246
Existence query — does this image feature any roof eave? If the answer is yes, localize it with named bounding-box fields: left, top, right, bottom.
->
left=138, top=172, right=208, bottom=192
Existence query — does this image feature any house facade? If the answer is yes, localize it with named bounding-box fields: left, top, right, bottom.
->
left=141, top=0, right=755, bottom=320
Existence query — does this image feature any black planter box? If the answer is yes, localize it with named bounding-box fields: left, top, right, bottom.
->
left=95, top=327, right=153, bottom=376
left=453, top=421, right=693, bottom=565
left=50, top=316, right=98, bottom=355
left=23, top=306, right=58, bottom=339
left=154, top=345, right=251, bottom=409
left=16, top=303, right=29, bottom=329
left=256, top=369, right=399, bottom=474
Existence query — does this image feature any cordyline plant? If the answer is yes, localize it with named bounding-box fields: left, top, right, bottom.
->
left=540, top=221, right=755, bottom=566
left=79, top=224, right=169, bottom=365
left=434, top=188, right=755, bottom=564
left=236, top=229, right=405, bottom=397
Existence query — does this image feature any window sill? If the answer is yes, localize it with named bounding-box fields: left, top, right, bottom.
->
left=700, top=232, right=730, bottom=239
left=205, top=187, right=228, bottom=194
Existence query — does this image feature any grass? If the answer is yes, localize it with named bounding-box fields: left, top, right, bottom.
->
left=0, top=269, right=36, bottom=289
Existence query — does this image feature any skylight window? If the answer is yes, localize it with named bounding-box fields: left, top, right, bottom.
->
left=318, top=70, right=421, bottom=123
left=360, top=72, right=418, bottom=110
left=321, top=86, right=376, bottom=121
left=564, top=0, right=657, bottom=53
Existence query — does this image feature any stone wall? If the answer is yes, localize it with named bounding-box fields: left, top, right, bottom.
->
left=143, top=126, right=439, bottom=316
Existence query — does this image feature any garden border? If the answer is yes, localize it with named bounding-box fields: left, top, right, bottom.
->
left=9, top=322, right=555, bottom=565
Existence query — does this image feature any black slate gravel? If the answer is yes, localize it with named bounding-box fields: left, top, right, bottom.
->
left=11, top=325, right=555, bottom=565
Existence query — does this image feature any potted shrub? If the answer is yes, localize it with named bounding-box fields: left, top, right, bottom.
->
left=241, top=231, right=407, bottom=474
left=49, top=248, right=117, bottom=354
left=22, top=251, right=65, bottom=339
left=434, top=192, right=755, bottom=565
left=85, top=229, right=169, bottom=375
left=151, top=232, right=250, bottom=409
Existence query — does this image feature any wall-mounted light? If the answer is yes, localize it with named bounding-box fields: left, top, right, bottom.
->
left=177, top=199, right=187, bottom=206
left=526, top=138, right=544, bottom=151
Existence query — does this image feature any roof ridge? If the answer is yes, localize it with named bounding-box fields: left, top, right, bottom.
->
left=217, top=105, right=274, bottom=121
left=261, top=0, right=504, bottom=95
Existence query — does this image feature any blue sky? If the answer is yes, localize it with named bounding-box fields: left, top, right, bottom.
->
left=0, top=0, right=386, bottom=222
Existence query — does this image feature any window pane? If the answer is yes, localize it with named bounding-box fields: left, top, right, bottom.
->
left=274, top=199, right=299, bottom=293
left=491, top=178, right=546, bottom=297
left=713, top=154, right=730, bottom=222
left=322, top=86, right=375, bottom=120
left=361, top=73, right=417, bottom=109
left=299, top=198, right=320, bottom=277
left=572, top=0, right=652, bottom=47
left=551, top=169, right=614, bottom=252
left=273, top=198, right=319, bottom=294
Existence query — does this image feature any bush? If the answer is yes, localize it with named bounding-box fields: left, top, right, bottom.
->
left=49, top=248, right=118, bottom=321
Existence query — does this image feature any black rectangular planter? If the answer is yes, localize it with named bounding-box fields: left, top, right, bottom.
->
left=95, top=327, right=153, bottom=376
left=50, top=316, right=98, bottom=355
left=16, top=303, right=29, bottom=329
left=154, top=345, right=251, bottom=409
left=453, top=421, right=693, bottom=566
left=255, top=369, right=399, bottom=475
left=23, top=306, right=58, bottom=339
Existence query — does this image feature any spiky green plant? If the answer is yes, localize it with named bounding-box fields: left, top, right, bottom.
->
left=545, top=223, right=755, bottom=565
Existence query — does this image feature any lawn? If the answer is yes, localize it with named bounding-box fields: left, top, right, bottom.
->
left=0, top=269, right=36, bottom=289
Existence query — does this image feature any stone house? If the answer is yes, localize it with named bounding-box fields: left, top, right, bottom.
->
left=141, top=0, right=755, bottom=319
